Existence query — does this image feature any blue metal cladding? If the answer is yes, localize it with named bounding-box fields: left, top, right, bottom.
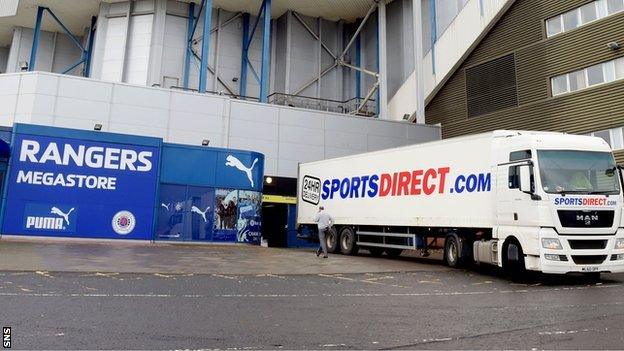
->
left=159, top=144, right=264, bottom=192
left=1, top=125, right=161, bottom=240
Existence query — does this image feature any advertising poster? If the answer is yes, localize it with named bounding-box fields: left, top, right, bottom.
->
left=213, top=188, right=238, bottom=241
left=2, top=132, right=159, bottom=240
left=237, top=191, right=262, bottom=244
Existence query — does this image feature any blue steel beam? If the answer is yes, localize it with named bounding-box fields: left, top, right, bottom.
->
left=240, top=13, right=250, bottom=98
left=183, top=2, right=195, bottom=89
left=84, top=16, right=97, bottom=77
left=45, top=8, right=85, bottom=51
left=259, top=0, right=271, bottom=103
left=62, top=58, right=86, bottom=74
left=198, top=0, right=213, bottom=93
left=28, top=6, right=45, bottom=71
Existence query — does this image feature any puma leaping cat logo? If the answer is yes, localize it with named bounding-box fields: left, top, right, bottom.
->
left=191, top=206, right=210, bottom=222
left=225, top=155, right=258, bottom=187
left=51, top=207, right=75, bottom=225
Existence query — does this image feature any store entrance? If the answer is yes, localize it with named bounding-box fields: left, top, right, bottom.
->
left=261, top=202, right=288, bottom=247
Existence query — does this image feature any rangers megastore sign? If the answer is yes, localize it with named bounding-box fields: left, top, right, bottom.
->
left=2, top=133, right=159, bottom=240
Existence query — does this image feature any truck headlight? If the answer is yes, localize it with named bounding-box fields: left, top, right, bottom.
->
left=615, top=238, right=624, bottom=250
left=542, top=238, right=562, bottom=250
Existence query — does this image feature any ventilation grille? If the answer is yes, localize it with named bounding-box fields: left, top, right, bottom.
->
left=466, top=54, right=518, bottom=117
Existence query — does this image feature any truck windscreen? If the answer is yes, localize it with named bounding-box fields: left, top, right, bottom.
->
left=538, top=150, right=620, bottom=195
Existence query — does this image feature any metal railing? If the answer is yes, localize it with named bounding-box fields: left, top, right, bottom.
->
left=268, top=93, right=377, bottom=117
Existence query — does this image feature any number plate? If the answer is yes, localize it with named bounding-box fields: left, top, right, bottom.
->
left=581, top=266, right=600, bottom=272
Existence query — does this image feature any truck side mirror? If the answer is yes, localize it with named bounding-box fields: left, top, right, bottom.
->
left=518, top=165, right=531, bottom=193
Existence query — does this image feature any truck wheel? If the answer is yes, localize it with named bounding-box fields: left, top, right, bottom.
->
left=326, top=227, right=340, bottom=253
left=503, top=238, right=526, bottom=277
left=384, top=248, right=403, bottom=258
left=444, top=235, right=462, bottom=268
left=339, top=227, right=358, bottom=255
left=368, top=247, right=384, bottom=257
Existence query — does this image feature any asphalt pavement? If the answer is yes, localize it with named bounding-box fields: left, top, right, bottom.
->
left=0, top=240, right=623, bottom=350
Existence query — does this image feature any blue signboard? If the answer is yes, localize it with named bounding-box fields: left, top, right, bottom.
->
left=2, top=132, right=160, bottom=239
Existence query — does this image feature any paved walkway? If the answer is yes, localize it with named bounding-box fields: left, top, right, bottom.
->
left=0, top=237, right=447, bottom=275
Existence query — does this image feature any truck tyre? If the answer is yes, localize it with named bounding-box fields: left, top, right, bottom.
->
left=444, top=235, right=462, bottom=268
left=326, top=227, right=340, bottom=253
left=384, top=248, right=403, bottom=258
left=368, top=247, right=384, bottom=257
left=339, top=227, right=359, bottom=255
left=503, top=238, right=526, bottom=278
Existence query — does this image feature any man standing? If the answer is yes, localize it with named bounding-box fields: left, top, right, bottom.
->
left=315, top=206, right=333, bottom=258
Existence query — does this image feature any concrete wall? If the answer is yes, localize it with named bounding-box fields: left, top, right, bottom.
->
left=0, top=72, right=440, bottom=178
left=5, top=27, right=84, bottom=75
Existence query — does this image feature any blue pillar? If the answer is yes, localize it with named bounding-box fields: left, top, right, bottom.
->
left=198, top=0, right=213, bottom=93
left=240, top=13, right=250, bottom=98
left=430, top=0, right=437, bottom=74
left=183, top=2, right=195, bottom=89
left=84, top=16, right=97, bottom=77
left=29, top=6, right=45, bottom=71
left=259, top=0, right=271, bottom=103
left=355, top=24, right=361, bottom=100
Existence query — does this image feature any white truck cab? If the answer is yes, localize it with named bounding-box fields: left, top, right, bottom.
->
left=493, top=132, right=624, bottom=274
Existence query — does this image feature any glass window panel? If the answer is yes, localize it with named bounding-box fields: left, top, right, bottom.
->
left=607, top=0, right=624, bottom=13
left=569, top=70, right=587, bottom=91
left=610, top=128, right=624, bottom=150
left=546, top=16, right=563, bottom=36
left=615, top=57, right=624, bottom=79
left=597, top=0, right=609, bottom=17
left=587, top=64, right=605, bottom=86
left=580, top=2, right=598, bottom=23
left=594, top=130, right=612, bottom=147
left=563, top=9, right=580, bottom=30
left=552, top=75, right=569, bottom=95
left=604, top=61, right=616, bottom=82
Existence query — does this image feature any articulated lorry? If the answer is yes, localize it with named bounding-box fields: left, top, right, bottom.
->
left=296, top=130, right=624, bottom=275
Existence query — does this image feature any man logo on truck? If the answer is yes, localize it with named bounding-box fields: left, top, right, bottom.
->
left=302, top=176, right=321, bottom=205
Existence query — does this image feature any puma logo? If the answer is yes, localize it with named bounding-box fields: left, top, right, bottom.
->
left=191, top=205, right=210, bottom=222
left=50, top=207, right=75, bottom=225
left=225, top=155, right=258, bottom=187
left=161, top=203, right=170, bottom=211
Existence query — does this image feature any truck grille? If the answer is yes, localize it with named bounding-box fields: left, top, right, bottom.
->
left=571, top=255, right=607, bottom=265
left=557, top=210, right=614, bottom=228
left=568, top=240, right=608, bottom=250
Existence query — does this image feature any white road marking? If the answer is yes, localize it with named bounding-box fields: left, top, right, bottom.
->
left=0, top=283, right=620, bottom=299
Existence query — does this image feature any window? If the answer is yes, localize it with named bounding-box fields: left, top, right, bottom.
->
left=586, top=127, right=624, bottom=150
left=607, top=0, right=624, bottom=13
left=551, top=75, right=569, bottom=95
left=587, top=64, right=605, bottom=86
left=615, top=57, right=624, bottom=79
left=510, top=150, right=532, bottom=162
left=580, top=2, right=598, bottom=23
left=594, top=130, right=612, bottom=145
left=546, top=16, right=563, bottom=36
left=551, top=58, right=624, bottom=96
left=563, top=10, right=580, bottom=30
left=508, top=166, right=519, bottom=189
left=569, top=70, right=586, bottom=91
left=611, top=128, right=624, bottom=149
left=546, top=0, right=624, bottom=37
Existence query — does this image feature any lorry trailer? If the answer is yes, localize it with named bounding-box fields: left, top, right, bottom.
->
left=296, top=130, right=624, bottom=275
